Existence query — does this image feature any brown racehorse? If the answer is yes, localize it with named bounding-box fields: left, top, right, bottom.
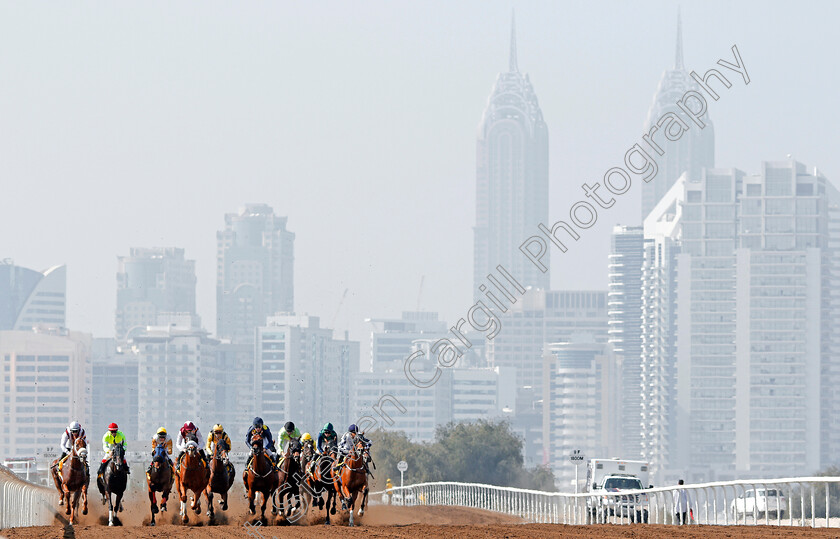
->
left=51, top=437, right=89, bottom=525
left=307, top=442, right=339, bottom=525
left=334, top=438, right=370, bottom=527
left=274, top=439, right=303, bottom=520
left=205, top=435, right=234, bottom=522
left=243, top=432, right=278, bottom=523
left=146, top=443, right=174, bottom=526
left=174, top=440, right=208, bottom=524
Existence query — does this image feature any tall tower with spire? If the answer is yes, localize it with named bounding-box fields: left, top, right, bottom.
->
left=640, top=11, right=715, bottom=219
left=474, top=13, right=549, bottom=299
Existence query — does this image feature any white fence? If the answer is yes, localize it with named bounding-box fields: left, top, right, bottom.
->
left=372, top=477, right=840, bottom=527
left=0, top=464, right=57, bottom=528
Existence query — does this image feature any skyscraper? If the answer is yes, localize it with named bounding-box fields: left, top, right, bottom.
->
left=641, top=161, right=840, bottom=483
left=641, top=12, right=714, bottom=220
left=115, top=248, right=198, bottom=339
left=608, top=225, right=645, bottom=459
left=216, top=204, right=295, bottom=344
left=0, top=327, right=91, bottom=458
left=0, top=262, right=66, bottom=331
left=474, top=14, right=549, bottom=298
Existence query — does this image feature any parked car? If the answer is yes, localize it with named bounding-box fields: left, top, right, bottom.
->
left=731, top=487, right=786, bottom=519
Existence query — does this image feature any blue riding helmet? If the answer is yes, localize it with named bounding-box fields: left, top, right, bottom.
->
left=348, top=424, right=357, bottom=433
left=253, top=417, right=263, bottom=427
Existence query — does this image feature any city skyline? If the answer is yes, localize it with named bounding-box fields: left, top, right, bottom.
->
left=3, top=2, right=837, bottom=354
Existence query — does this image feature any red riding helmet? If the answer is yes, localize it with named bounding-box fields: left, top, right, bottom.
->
left=108, top=423, right=119, bottom=431
left=183, top=421, right=196, bottom=431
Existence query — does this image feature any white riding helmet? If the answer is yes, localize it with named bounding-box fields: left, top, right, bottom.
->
left=69, top=421, right=81, bottom=432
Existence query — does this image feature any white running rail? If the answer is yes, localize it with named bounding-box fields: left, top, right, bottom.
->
left=0, top=464, right=57, bottom=528
left=372, top=477, right=840, bottom=527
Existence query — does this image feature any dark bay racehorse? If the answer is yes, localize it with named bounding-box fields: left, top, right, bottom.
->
left=307, top=441, right=339, bottom=525
left=146, top=444, right=174, bottom=526
left=335, top=439, right=370, bottom=527
left=243, top=432, right=278, bottom=523
left=98, top=443, right=128, bottom=526
left=174, top=440, right=209, bottom=525
left=205, top=435, right=235, bottom=521
left=274, top=439, right=303, bottom=520
left=51, top=437, right=89, bottom=525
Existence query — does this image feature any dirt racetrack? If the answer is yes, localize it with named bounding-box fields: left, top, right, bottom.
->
left=2, top=485, right=839, bottom=538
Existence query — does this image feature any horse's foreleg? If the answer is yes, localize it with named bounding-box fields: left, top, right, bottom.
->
left=206, top=488, right=214, bottom=519
left=260, top=490, right=269, bottom=523
left=221, top=491, right=228, bottom=511
left=106, top=491, right=115, bottom=526
left=82, top=483, right=88, bottom=515
left=359, top=487, right=369, bottom=516
left=246, top=481, right=256, bottom=515
left=62, top=485, right=71, bottom=516
left=178, top=483, right=189, bottom=524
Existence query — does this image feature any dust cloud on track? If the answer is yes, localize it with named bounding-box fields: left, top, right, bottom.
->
left=4, top=484, right=840, bottom=538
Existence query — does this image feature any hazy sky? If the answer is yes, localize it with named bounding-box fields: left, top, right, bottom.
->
left=2, top=1, right=838, bottom=361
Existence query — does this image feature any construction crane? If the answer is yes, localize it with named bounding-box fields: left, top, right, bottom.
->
left=332, top=288, right=349, bottom=327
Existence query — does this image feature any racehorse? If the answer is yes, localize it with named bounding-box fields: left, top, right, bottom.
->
left=307, top=440, right=339, bottom=525
left=51, top=437, right=89, bottom=525
left=274, top=439, right=303, bottom=520
left=335, top=438, right=370, bottom=527
left=243, top=432, right=278, bottom=523
left=146, top=444, right=174, bottom=526
left=205, top=434, right=235, bottom=521
left=98, top=442, right=128, bottom=526
left=174, top=440, right=209, bottom=524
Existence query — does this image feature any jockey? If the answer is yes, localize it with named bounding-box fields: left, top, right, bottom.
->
left=176, top=421, right=206, bottom=466
left=205, top=424, right=232, bottom=454
left=278, top=421, right=301, bottom=454
left=147, top=427, right=173, bottom=473
left=338, top=424, right=371, bottom=464
left=317, top=422, right=338, bottom=454
left=151, top=427, right=173, bottom=455
left=301, top=432, right=316, bottom=474
left=301, top=432, right=315, bottom=451
left=59, top=421, right=87, bottom=465
left=97, top=423, right=129, bottom=479
left=245, top=417, right=276, bottom=467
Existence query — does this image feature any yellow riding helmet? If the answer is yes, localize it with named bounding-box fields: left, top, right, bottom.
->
left=156, top=427, right=167, bottom=435
left=302, top=432, right=312, bottom=442
left=213, top=424, right=224, bottom=432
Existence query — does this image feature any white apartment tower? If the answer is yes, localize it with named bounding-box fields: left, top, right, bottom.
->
left=641, top=161, right=840, bottom=482
left=608, top=225, right=645, bottom=459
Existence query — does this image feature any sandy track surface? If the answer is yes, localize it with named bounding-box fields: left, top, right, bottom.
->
left=3, top=485, right=839, bottom=538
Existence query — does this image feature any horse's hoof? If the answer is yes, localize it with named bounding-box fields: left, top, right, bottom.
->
left=150, top=521, right=156, bottom=527
left=82, top=508, right=88, bottom=515
left=109, top=522, right=114, bottom=527
left=358, top=509, right=364, bottom=516
left=152, top=505, right=159, bottom=515
left=65, top=507, right=71, bottom=516
left=330, top=507, right=336, bottom=515
left=181, top=516, right=189, bottom=525
left=58, top=498, right=64, bottom=506
left=222, top=503, right=228, bottom=511
left=248, top=508, right=255, bottom=515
